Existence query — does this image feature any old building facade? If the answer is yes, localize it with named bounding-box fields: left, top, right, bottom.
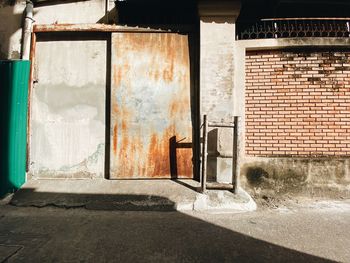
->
left=1, top=0, right=350, bottom=196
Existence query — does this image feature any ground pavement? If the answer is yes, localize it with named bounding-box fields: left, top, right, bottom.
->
left=0, top=196, right=349, bottom=262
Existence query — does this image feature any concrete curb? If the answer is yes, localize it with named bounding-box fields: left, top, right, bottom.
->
left=192, top=187, right=257, bottom=213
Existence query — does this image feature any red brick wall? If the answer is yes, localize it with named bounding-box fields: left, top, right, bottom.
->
left=245, top=50, right=350, bottom=157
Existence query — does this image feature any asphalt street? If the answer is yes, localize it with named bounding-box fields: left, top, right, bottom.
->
left=0, top=199, right=349, bottom=262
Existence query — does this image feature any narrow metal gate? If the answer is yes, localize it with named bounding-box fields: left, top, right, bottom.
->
left=110, top=32, right=193, bottom=179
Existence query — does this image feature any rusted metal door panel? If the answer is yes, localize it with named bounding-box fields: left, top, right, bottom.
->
left=110, top=33, right=193, bottom=179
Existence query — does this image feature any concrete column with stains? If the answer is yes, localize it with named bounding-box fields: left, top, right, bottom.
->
left=0, top=0, right=26, bottom=59
left=198, top=0, right=241, bottom=183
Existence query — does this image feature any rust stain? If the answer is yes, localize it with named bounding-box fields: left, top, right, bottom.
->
left=181, top=37, right=190, bottom=69
left=147, top=126, right=173, bottom=177
left=169, top=96, right=190, bottom=118
left=176, top=147, right=193, bottom=178
left=116, top=122, right=131, bottom=178
left=163, top=60, right=174, bottom=83
left=163, top=35, right=176, bottom=83
left=113, top=125, right=118, bottom=154
left=33, top=23, right=172, bottom=33
left=112, top=103, right=119, bottom=115
left=110, top=32, right=193, bottom=179
left=117, top=130, right=145, bottom=178
left=134, top=133, right=144, bottom=177
left=27, top=32, right=37, bottom=171
left=175, top=126, right=194, bottom=178
left=147, top=134, right=160, bottom=175
left=145, top=125, right=193, bottom=178
left=113, top=65, right=122, bottom=87
left=118, top=120, right=129, bottom=160
left=147, top=33, right=188, bottom=84
left=153, top=70, right=161, bottom=82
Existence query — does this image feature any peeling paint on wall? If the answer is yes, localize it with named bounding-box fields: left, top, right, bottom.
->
left=29, top=39, right=107, bottom=179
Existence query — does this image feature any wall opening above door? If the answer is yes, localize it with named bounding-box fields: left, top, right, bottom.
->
left=116, top=0, right=198, bottom=26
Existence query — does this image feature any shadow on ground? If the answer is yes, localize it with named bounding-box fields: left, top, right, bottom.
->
left=0, top=190, right=335, bottom=262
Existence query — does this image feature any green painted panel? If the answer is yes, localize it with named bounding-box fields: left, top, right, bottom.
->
left=0, top=60, right=30, bottom=197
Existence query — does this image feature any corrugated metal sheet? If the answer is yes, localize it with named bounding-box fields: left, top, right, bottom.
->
left=110, top=32, right=193, bottom=179
left=0, top=60, right=30, bottom=197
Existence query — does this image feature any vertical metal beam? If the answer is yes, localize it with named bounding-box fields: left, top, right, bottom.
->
left=201, top=114, right=208, bottom=193
left=22, top=0, right=34, bottom=60
left=105, top=0, right=109, bottom=23
left=233, top=116, right=240, bottom=193
left=26, top=32, right=36, bottom=172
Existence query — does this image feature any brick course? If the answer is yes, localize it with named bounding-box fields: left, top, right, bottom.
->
left=245, top=50, right=350, bottom=157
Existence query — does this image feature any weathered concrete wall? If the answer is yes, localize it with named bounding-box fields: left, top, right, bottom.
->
left=29, top=37, right=107, bottom=179
left=200, top=17, right=235, bottom=120
left=0, top=0, right=113, bottom=60
left=199, top=0, right=241, bottom=183
left=241, top=157, right=350, bottom=198
left=33, top=0, right=107, bottom=24
left=0, top=0, right=25, bottom=59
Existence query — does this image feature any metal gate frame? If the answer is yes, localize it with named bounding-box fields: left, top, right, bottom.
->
left=200, top=115, right=240, bottom=193
left=28, top=23, right=200, bottom=180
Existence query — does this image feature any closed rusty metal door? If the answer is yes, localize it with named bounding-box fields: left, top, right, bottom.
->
left=110, top=32, right=193, bottom=179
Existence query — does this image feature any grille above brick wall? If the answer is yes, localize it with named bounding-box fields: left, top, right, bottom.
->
left=238, top=18, right=350, bottom=40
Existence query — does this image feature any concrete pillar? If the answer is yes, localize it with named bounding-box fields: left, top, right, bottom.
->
left=198, top=0, right=241, bottom=183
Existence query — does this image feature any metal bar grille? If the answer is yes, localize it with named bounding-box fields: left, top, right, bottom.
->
left=238, top=18, right=350, bottom=40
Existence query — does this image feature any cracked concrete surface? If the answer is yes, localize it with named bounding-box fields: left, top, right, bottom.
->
left=0, top=245, right=22, bottom=262
left=9, top=179, right=256, bottom=212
